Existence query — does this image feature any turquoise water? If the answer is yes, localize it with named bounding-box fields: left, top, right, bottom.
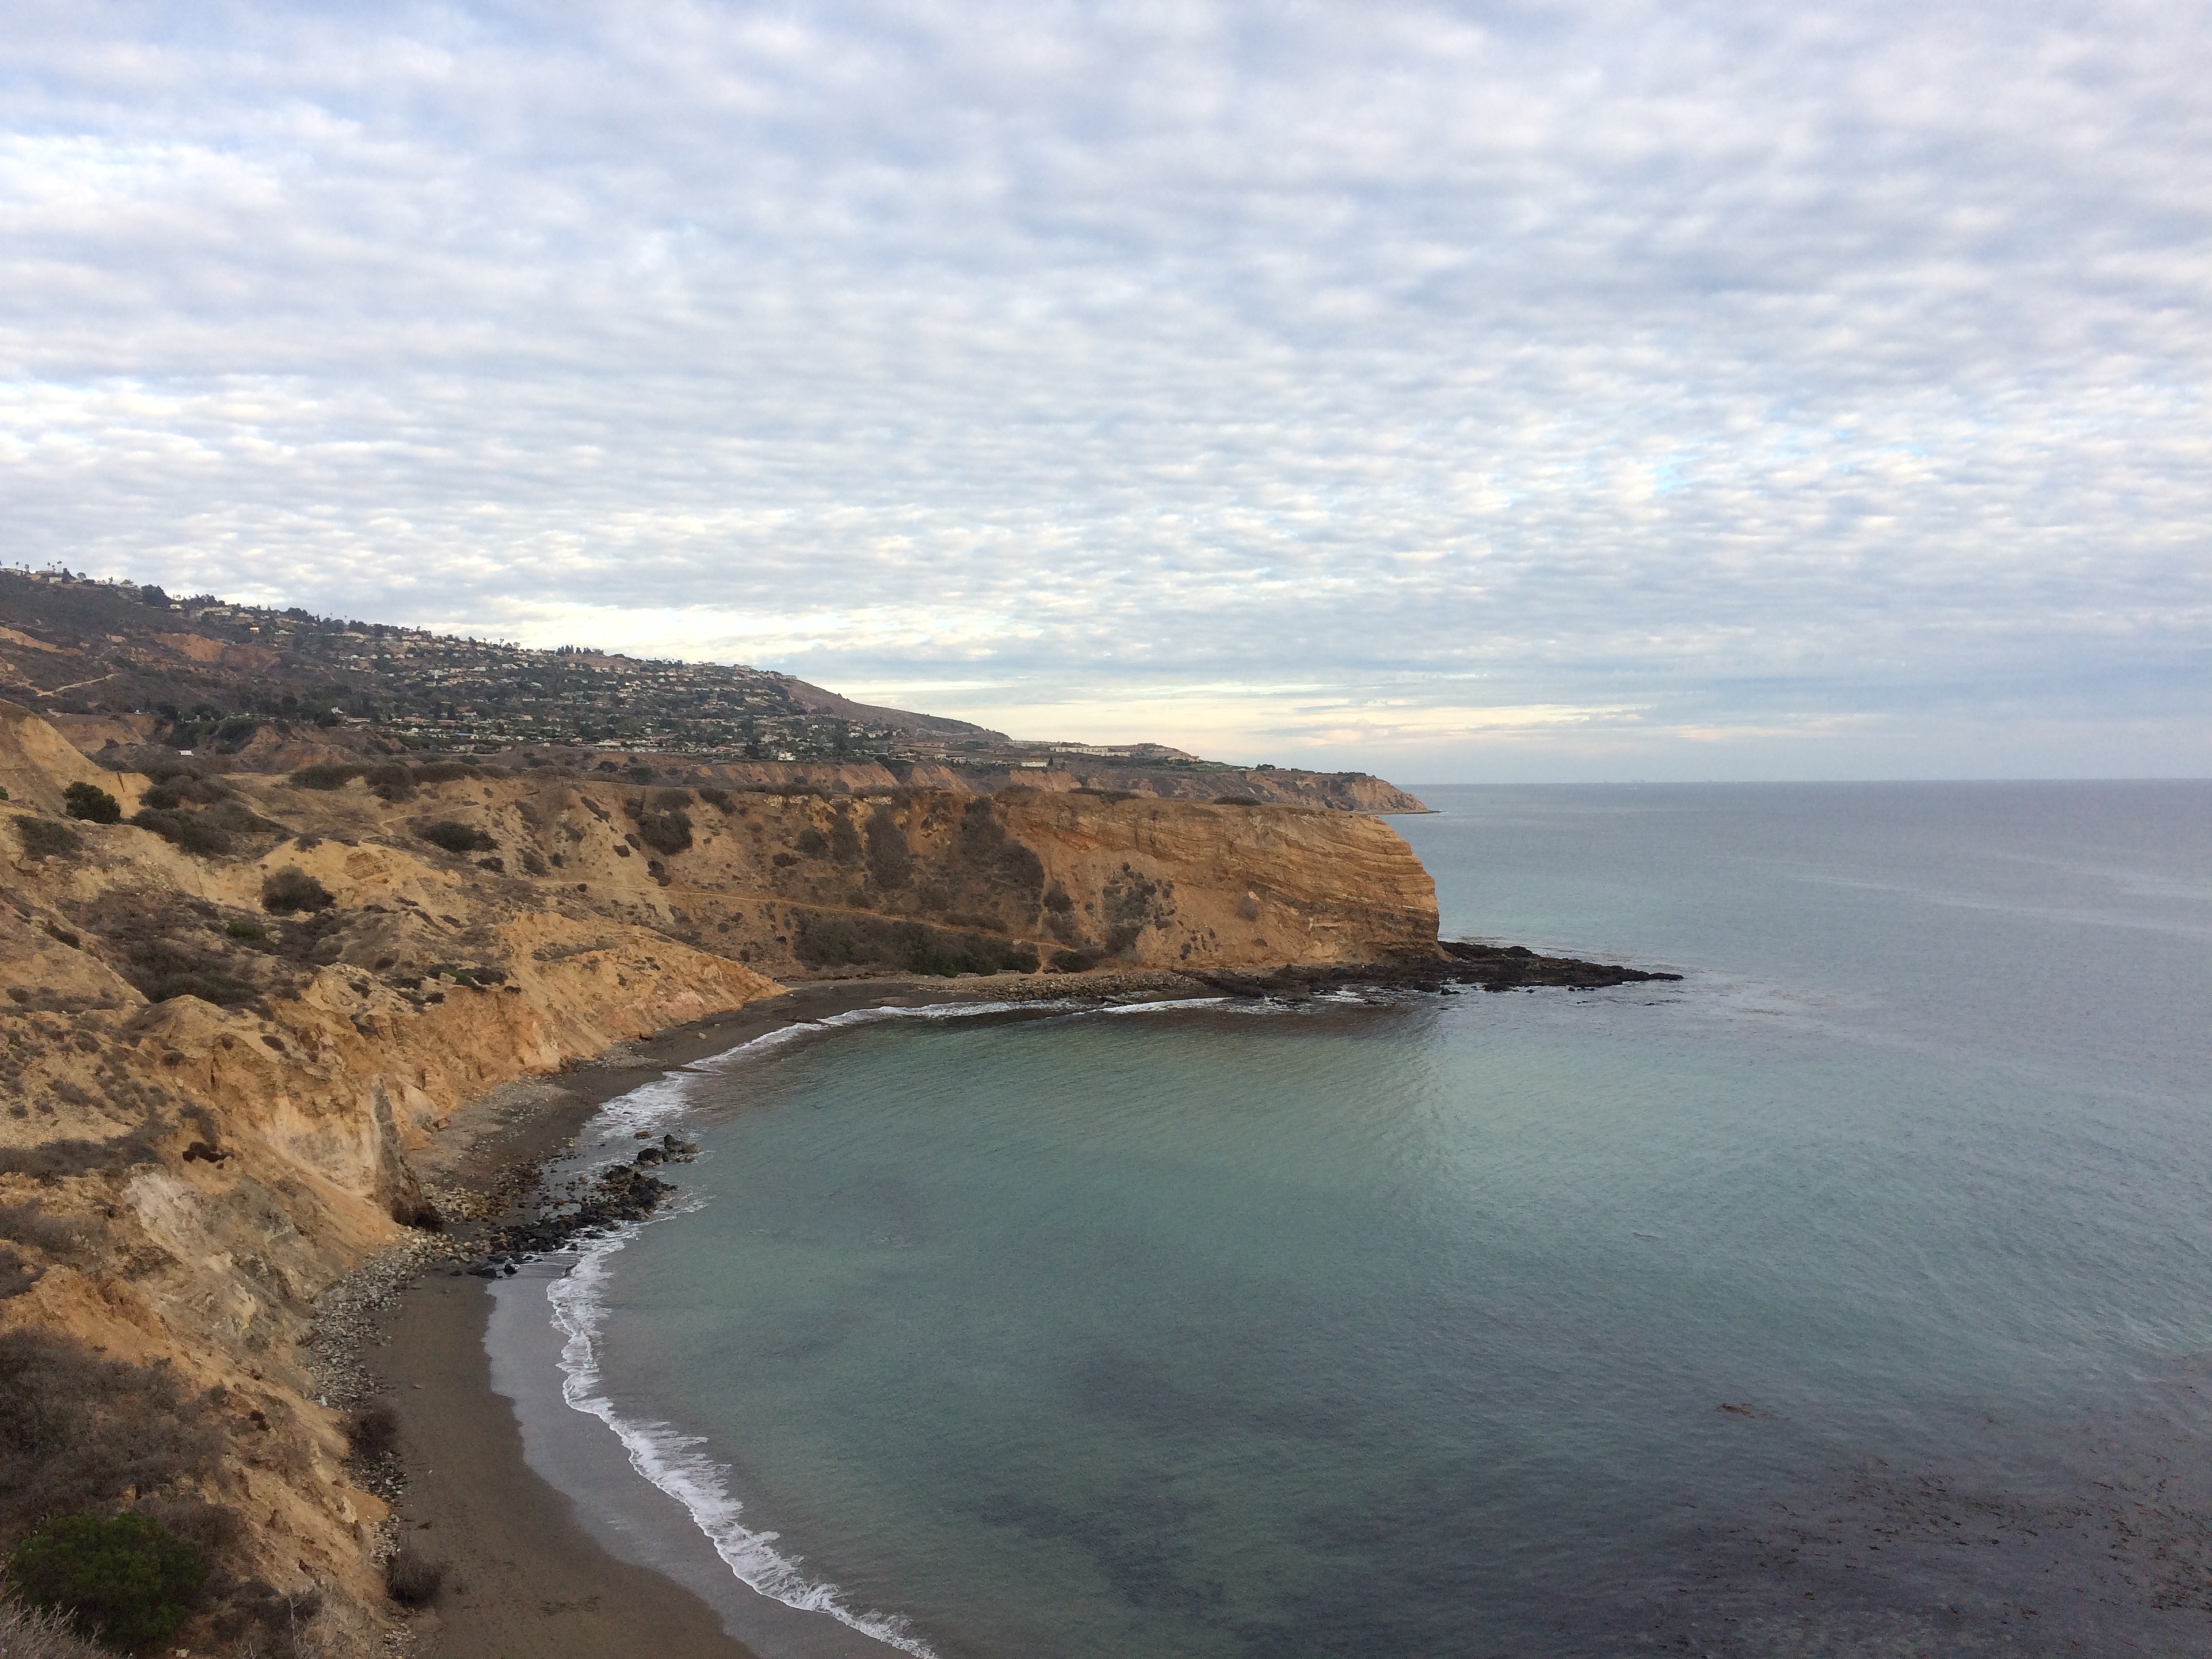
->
left=554, top=783, right=2212, bottom=1656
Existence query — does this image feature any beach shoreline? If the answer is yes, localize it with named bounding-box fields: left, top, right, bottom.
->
left=348, top=941, right=1673, bottom=1657
left=356, top=969, right=1204, bottom=1659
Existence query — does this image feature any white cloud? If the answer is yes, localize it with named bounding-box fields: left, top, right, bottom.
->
left=1, top=0, right=2207, bottom=777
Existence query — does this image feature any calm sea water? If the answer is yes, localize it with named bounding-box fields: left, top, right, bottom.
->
left=537, top=783, right=2212, bottom=1658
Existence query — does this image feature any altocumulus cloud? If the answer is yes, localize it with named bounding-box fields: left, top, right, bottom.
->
left=1, top=0, right=2207, bottom=778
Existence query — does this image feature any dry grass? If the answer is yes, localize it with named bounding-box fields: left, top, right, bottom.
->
left=0, top=1591, right=106, bottom=1659
left=0, top=1330, right=224, bottom=1545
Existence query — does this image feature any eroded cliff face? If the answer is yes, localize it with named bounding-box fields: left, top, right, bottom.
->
left=0, top=705, right=1439, bottom=1650
left=211, top=766, right=1439, bottom=980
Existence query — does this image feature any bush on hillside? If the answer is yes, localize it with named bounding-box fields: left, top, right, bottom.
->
left=289, top=763, right=365, bottom=791
left=418, top=821, right=495, bottom=855
left=129, top=807, right=232, bottom=856
left=794, top=916, right=1038, bottom=977
left=363, top=763, right=414, bottom=802
left=863, top=811, right=912, bottom=890
left=59, top=784, right=120, bottom=825
left=260, top=868, right=334, bottom=914
left=7, top=1513, right=207, bottom=1649
left=0, top=1331, right=225, bottom=1538
left=140, top=770, right=229, bottom=810
left=13, top=820, right=78, bottom=859
left=634, top=808, right=692, bottom=857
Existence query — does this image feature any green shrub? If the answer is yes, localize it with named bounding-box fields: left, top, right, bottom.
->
left=129, top=807, right=232, bottom=856
left=289, top=763, right=365, bottom=790
left=60, top=784, right=120, bottom=825
left=14, top=820, right=79, bottom=859
left=794, top=916, right=1038, bottom=977
left=363, top=763, right=414, bottom=802
left=634, top=808, right=692, bottom=857
left=864, top=809, right=912, bottom=889
left=139, top=770, right=228, bottom=809
left=1211, top=794, right=1265, bottom=806
left=260, top=868, right=333, bottom=914
left=696, top=786, right=733, bottom=811
left=419, top=821, right=495, bottom=855
left=122, top=941, right=260, bottom=1007
left=7, top=1513, right=207, bottom=1649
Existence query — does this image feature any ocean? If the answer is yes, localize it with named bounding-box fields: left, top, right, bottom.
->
left=490, top=781, right=2212, bottom=1658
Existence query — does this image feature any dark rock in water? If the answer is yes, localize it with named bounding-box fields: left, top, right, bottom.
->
left=1193, top=943, right=1682, bottom=1000
left=469, top=1158, right=682, bottom=1265
left=1435, top=939, right=1683, bottom=991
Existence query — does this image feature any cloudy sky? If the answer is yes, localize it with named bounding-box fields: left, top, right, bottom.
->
left=3, top=1, right=2207, bottom=779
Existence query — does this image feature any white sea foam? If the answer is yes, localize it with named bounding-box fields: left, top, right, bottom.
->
left=546, top=1221, right=937, bottom=1656
left=1092, top=995, right=1232, bottom=1015
left=684, top=996, right=1092, bottom=1077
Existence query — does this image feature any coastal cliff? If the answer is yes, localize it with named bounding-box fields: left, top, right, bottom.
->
left=0, top=701, right=1440, bottom=1651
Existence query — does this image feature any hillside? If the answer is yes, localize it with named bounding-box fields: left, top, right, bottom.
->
left=0, top=569, right=1428, bottom=814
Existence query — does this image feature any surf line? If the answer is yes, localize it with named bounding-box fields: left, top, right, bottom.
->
left=545, top=1216, right=937, bottom=1656
left=539, top=991, right=1253, bottom=1652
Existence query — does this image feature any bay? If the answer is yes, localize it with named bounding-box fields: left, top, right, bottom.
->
left=546, top=782, right=2212, bottom=1657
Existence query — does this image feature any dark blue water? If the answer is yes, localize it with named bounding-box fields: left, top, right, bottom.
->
left=550, top=783, right=2212, bottom=1657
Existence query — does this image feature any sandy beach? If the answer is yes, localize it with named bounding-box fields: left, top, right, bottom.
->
left=360, top=980, right=974, bottom=1659
left=359, top=971, right=1199, bottom=1658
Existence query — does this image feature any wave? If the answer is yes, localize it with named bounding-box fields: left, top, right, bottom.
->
left=546, top=1218, right=937, bottom=1656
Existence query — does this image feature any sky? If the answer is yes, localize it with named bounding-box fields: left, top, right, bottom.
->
left=3, top=2, right=2208, bottom=781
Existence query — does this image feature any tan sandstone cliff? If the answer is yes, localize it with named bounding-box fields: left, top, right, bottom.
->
left=0, top=700, right=1439, bottom=1652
